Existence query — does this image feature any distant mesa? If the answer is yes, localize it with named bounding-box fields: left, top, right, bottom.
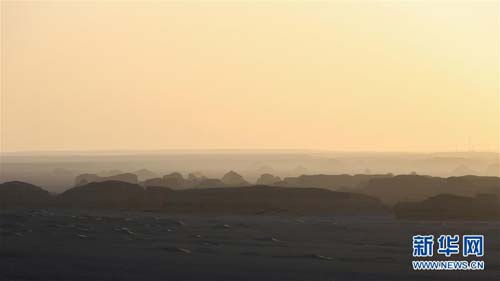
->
left=143, top=177, right=170, bottom=188
left=188, top=171, right=207, bottom=183
left=75, top=174, right=100, bottom=186
left=143, top=172, right=207, bottom=189
left=133, top=169, right=159, bottom=181
left=162, top=172, right=187, bottom=188
left=75, top=173, right=138, bottom=186
left=221, top=171, right=249, bottom=186
left=450, top=164, right=476, bottom=177
left=275, top=174, right=392, bottom=191
left=256, top=173, right=281, bottom=185
left=394, top=193, right=500, bottom=220
left=361, top=175, right=500, bottom=205
left=0, top=181, right=52, bottom=206
left=58, top=180, right=144, bottom=208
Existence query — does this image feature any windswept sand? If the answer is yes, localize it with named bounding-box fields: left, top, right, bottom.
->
left=1, top=209, right=499, bottom=281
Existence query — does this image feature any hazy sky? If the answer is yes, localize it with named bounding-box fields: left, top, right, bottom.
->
left=1, top=1, right=498, bottom=152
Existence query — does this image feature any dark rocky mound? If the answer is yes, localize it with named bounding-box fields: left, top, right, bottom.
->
left=74, top=173, right=138, bottom=186
left=221, top=171, right=249, bottom=186
left=58, top=181, right=144, bottom=208
left=1, top=179, right=388, bottom=215
left=162, top=185, right=388, bottom=215
left=143, top=186, right=172, bottom=210
left=194, top=178, right=225, bottom=189
left=362, top=175, right=500, bottom=205
left=362, top=175, right=443, bottom=205
left=256, top=173, right=281, bottom=185
left=0, top=181, right=52, bottom=207
left=394, top=193, right=500, bottom=220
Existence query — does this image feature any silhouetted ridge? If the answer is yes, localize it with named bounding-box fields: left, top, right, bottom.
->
left=52, top=181, right=387, bottom=214
left=58, top=180, right=144, bottom=208
left=143, top=177, right=170, bottom=188
left=275, top=174, right=393, bottom=190
left=362, top=175, right=500, bottom=205
left=74, top=173, right=138, bottom=186
left=0, top=181, right=52, bottom=206
left=161, top=185, right=387, bottom=215
left=133, top=169, right=158, bottom=180
left=394, top=193, right=500, bottom=220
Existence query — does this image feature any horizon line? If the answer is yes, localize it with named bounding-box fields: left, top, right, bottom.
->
left=1, top=148, right=498, bottom=156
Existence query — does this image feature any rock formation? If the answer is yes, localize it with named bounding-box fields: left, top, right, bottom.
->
left=162, top=172, right=187, bottom=189
left=221, top=171, right=249, bottom=186
left=275, top=174, right=392, bottom=191
left=0, top=181, right=52, bottom=207
left=58, top=180, right=144, bottom=208
left=133, top=169, right=159, bottom=181
left=394, top=193, right=500, bottom=220
left=74, top=173, right=138, bottom=186
left=256, top=173, right=281, bottom=185
left=362, top=175, right=500, bottom=205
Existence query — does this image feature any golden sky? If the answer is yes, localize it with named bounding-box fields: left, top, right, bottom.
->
left=1, top=1, right=498, bottom=152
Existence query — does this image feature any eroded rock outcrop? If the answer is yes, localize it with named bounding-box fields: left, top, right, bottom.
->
left=162, top=172, right=187, bottom=189
left=256, top=173, right=281, bottom=185
left=221, top=171, right=248, bottom=186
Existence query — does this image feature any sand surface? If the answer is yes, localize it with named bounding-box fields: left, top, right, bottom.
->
left=1, top=209, right=499, bottom=281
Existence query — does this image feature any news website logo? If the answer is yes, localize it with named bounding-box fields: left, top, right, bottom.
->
left=412, top=234, right=485, bottom=270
